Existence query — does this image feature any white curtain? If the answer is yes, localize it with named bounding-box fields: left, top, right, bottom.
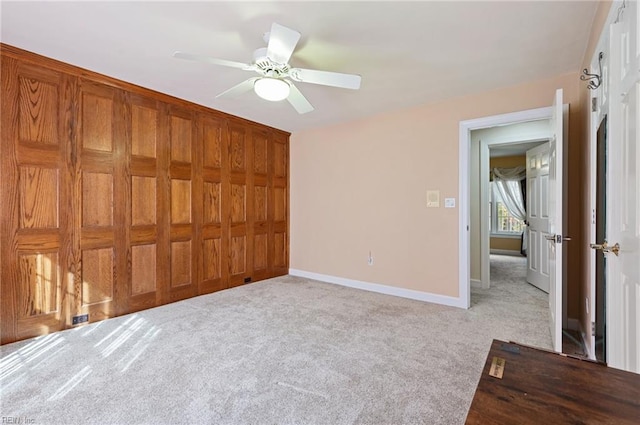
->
left=493, top=166, right=527, bottom=254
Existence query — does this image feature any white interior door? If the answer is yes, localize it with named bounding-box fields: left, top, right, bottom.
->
left=606, top=0, right=639, bottom=373
left=548, top=88, right=564, bottom=353
left=526, top=142, right=551, bottom=293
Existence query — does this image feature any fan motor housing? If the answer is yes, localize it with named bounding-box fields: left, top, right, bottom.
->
left=253, top=48, right=289, bottom=77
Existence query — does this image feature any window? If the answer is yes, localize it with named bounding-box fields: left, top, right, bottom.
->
left=490, top=182, right=524, bottom=235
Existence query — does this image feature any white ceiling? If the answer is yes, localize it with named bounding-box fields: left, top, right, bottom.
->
left=0, top=1, right=599, bottom=133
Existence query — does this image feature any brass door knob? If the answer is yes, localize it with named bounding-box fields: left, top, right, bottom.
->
left=590, top=241, right=621, bottom=256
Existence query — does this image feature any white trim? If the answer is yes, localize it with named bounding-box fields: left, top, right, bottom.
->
left=490, top=249, right=522, bottom=256
left=470, top=279, right=483, bottom=289
left=459, top=123, right=471, bottom=308
left=289, top=269, right=467, bottom=309
left=459, top=106, right=554, bottom=309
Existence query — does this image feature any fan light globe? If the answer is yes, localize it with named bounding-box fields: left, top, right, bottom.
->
left=254, top=77, right=290, bottom=101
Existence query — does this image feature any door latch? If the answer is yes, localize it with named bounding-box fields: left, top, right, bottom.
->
left=589, top=241, right=621, bottom=256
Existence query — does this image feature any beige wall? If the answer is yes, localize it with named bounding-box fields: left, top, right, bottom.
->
left=291, top=72, right=582, bottom=299
left=491, top=237, right=521, bottom=252
left=489, top=155, right=526, bottom=253
left=490, top=155, right=526, bottom=170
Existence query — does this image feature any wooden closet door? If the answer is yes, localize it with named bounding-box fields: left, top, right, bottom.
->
left=228, top=122, right=250, bottom=287
left=270, top=132, right=289, bottom=276
left=76, top=80, right=125, bottom=323
left=200, top=115, right=228, bottom=294
left=127, top=94, right=163, bottom=312
left=164, top=107, right=200, bottom=303
left=251, top=128, right=270, bottom=282
left=0, top=58, right=74, bottom=343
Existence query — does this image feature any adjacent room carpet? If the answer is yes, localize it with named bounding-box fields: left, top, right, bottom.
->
left=1, top=259, right=551, bottom=424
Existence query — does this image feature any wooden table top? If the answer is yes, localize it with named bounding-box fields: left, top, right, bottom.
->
left=465, top=339, right=640, bottom=425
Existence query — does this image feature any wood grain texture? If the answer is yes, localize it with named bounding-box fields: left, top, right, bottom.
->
left=170, top=115, right=191, bottom=163
left=203, top=118, right=223, bottom=169
left=231, top=184, right=246, bottom=223
left=230, top=128, right=246, bottom=172
left=131, top=104, right=157, bottom=158
left=465, top=340, right=640, bottom=424
left=82, top=172, right=113, bottom=226
left=230, top=236, right=246, bottom=276
left=171, top=179, right=191, bottom=224
left=81, top=92, right=113, bottom=152
left=19, top=167, right=59, bottom=229
left=203, top=182, right=221, bottom=224
left=254, top=185, right=268, bottom=222
left=131, top=244, right=156, bottom=295
left=203, top=238, right=222, bottom=280
left=132, top=176, right=156, bottom=225
left=18, top=252, right=60, bottom=317
left=81, top=248, right=113, bottom=306
left=1, top=44, right=290, bottom=345
left=274, top=187, right=286, bottom=223
left=253, top=131, right=268, bottom=174
left=18, top=76, right=58, bottom=145
left=253, top=234, right=267, bottom=271
left=170, top=240, right=191, bottom=288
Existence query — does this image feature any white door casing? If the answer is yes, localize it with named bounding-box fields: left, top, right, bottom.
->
left=607, top=0, right=639, bottom=373
left=548, top=88, right=565, bottom=353
left=526, top=142, right=551, bottom=293
left=459, top=107, right=554, bottom=309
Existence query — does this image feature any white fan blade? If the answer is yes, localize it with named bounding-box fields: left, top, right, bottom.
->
left=216, top=78, right=259, bottom=98
left=173, top=51, right=253, bottom=70
left=290, top=68, right=361, bottom=90
left=286, top=82, right=314, bottom=114
left=266, top=23, right=301, bottom=65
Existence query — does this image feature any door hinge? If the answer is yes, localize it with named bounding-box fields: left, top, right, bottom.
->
left=591, top=321, right=596, bottom=334
left=591, top=97, right=598, bottom=112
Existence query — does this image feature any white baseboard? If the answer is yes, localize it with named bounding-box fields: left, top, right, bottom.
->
left=289, top=269, right=466, bottom=309
left=470, top=279, right=482, bottom=289
left=490, top=249, right=523, bottom=256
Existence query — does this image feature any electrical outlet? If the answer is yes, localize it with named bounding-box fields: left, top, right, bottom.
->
left=72, top=314, right=89, bottom=325
left=367, top=251, right=374, bottom=266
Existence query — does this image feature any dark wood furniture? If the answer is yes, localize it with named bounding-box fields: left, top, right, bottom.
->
left=466, top=339, right=640, bottom=424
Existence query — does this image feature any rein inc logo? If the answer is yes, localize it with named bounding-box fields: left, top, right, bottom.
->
left=2, top=418, right=35, bottom=424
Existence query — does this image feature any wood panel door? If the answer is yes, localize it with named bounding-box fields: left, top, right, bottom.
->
left=200, top=115, right=228, bottom=294
left=1, top=45, right=290, bottom=345
left=251, top=128, right=270, bottom=282
left=77, top=80, right=125, bottom=323
left=0, top=58, right=74, bottom=343
left=228, top=123, right=249, bottom=287
left=526, top=142, right=551, bottom=293
left=127, top=94, right=163, bottom=312
left=271, top=132, right=289, bottom=276
left=165, top=107, right=200, bottom=303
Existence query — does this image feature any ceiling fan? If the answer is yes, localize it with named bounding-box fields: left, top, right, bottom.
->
left=173, top=23, right=362, bottom=114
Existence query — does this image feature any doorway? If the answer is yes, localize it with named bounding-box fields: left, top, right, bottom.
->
left=472, top=120, right=550, bottom=291
left=459, top=94, right=568, bottom=353
left=594, top=115, right=607, bottom=363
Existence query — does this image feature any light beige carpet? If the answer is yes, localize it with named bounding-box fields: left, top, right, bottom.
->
left=1, top=257, right=551, bottom=424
